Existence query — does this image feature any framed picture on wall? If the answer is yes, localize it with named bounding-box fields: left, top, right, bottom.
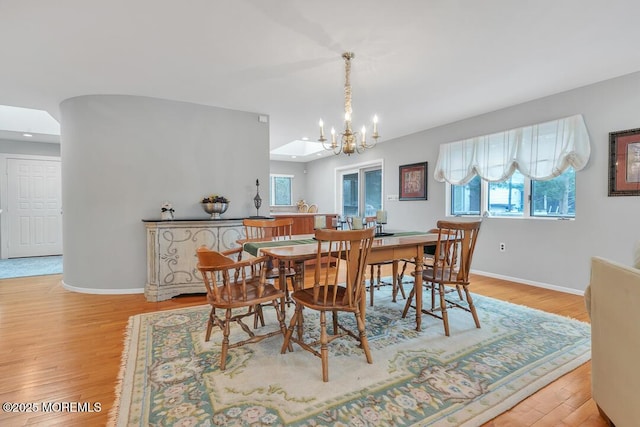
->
left=399, top=162, right=428, bottom=200
left=609, top=128, right=640, bottom=196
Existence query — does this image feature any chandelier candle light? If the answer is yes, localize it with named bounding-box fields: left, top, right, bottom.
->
left=318, top=52, right=380, bottom=155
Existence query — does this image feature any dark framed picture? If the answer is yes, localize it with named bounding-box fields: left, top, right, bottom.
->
left=609, top=128, right=640, bottom=196
left=399, top=162, right=428, bottom=200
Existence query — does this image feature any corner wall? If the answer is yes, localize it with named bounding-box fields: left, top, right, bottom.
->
left=60, top=95, right=269, bottom=292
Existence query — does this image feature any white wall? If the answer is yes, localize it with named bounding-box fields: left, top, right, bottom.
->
left=305, top=71, right=640, bottom=293
left=60, top=95, right=269, bottom=292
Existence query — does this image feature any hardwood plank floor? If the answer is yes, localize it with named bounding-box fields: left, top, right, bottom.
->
left=0, top=271, right=606, bottom=426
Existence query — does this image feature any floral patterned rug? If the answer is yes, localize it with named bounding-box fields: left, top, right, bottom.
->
left=110, top=284, right=591, bottom=426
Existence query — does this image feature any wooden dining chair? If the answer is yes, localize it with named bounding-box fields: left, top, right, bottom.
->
left=280, top=227, right=375, bottom=382
left=196, top=246, right=289, bottom=370
left=242, top=218, right=296, bottom=308
left=359, top=216, right=404, bottom=305
left=397, top=228, right=466, bottom=301
left=402, top=219, right=482, bottom=336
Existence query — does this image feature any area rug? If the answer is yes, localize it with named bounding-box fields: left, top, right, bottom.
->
left=110, top=284, right=591, bottom=426
left=0, top=255, right=62, bottom=279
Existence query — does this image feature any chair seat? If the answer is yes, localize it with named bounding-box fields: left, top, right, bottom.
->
left=208, top=281, right=284, bottom=308
left=291, top=287, right=358, bottom=312
left=265, top=267, right=296, bottom=279
left=412, top=266, right=459, bottom=283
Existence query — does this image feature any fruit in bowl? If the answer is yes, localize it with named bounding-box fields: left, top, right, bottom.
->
left=201, top=195, right=229, bottom=219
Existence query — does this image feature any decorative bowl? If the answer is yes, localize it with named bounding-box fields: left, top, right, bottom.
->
left=202, top=202, right=228, bottom=219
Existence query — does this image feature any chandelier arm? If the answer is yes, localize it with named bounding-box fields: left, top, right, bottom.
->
left=321, top=138, right=343, bottom=155
left=359, top=138, right=377, bottom=150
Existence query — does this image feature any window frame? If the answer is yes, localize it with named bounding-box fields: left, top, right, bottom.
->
left=446, top=169, right=576, bottom=220
left=270, top=173, right=294, bottom=206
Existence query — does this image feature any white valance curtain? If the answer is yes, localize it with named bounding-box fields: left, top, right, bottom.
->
left=434, top=114, right=591, bottom=185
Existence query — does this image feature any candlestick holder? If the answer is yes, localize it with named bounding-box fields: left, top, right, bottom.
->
left=253, top=179, right=262, bottom=217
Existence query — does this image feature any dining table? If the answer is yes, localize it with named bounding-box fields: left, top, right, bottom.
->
left=242, top=231, right=440, bottom=332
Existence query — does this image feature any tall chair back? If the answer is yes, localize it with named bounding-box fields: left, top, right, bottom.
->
left=242, top=217, right=296, bottom=310
left=402, top=219, right=482, bottom=336
left=280, top=227, right=376, bottom=382
left=432, top=220, right=481, bottom=284
left=312, top=228, right=375, bottom=309
left=243, top=218, right=293, bottom=241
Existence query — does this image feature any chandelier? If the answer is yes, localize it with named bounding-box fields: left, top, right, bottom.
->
left=318, top=52, right=379, bottom=155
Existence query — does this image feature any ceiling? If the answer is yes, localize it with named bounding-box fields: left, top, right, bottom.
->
left=2, top=0, right=640, bottom=162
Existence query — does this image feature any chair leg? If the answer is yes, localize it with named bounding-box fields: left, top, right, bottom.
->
left=272, top=298, right=293, bottom=352
left=253, top=304, right=265, bottom=328
left=220, top=309, right=232, bottom=370
left=205, top=308, right=215, bottom=341
left=463, top=285, right=481, bottom=328
left=354, top=310, right=373, bottom=364
left=392, top=264, right=398, bottom=302
left=431, top=283, right=436, bottom=310
left=391, top=260, right=406, bottom=302
left=332, top=310, right=338, bottom=335
left=437, top=284, right=450, bottom=337
left=287, top=276, right=295, bottom=306
left=369, top=265, right=375, bottom=306
left=397, top=260, right=409, bottom=285
left=281, top=304, right=301, bottom=354
left=320, top=311, right=329, bottom=382
left=402, top=286, right=415, bottom=318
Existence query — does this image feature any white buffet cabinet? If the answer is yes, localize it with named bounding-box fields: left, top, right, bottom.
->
left=144, top=219, right=245, bottom=301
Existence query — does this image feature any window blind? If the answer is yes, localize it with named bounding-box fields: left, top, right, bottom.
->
left=434, top=114, right=590, bottom=185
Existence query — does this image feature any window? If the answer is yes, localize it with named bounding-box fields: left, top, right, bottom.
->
left=338, top=163, right=383, bottom=217
left=451, top=175, right=481, bottom=216
left=449, top=168, right=576, bottom=218
left=488, top=171, right=525, bottom=216
left=437, top=115, right=589, bottom=220
left=531, top=168, right=575, bottom=217
left=270, top=174, right=293, bottom=206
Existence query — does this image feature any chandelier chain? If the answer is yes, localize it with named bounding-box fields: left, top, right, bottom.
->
left=344, top=53, right=352, bottom=123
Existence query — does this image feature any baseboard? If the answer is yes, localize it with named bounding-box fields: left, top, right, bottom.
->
left=61, top=279, right=144, bottom=295
left=471, top=269, right=585, bottom=296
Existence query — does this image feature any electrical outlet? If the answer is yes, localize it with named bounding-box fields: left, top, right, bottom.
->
left=499, top=242, right=506, bottom=252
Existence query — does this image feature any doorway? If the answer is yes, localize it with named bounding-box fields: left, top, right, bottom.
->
left=3, top=156, right=62, bottom=258
left=338, top=161, right=383, bottom=217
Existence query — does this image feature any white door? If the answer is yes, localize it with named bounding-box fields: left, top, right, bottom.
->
left=7, top=158, right=62, bottom=258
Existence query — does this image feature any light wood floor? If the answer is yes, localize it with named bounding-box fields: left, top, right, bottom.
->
left=0, top=271, right=607, bottom=426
